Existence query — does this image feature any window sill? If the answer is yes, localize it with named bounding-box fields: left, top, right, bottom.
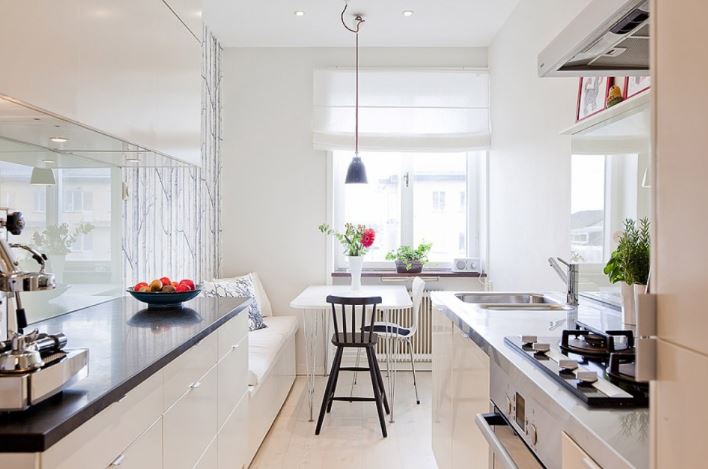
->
left=331, top=269, right=485, bottom=278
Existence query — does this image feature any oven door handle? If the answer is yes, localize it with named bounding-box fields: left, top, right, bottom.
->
left=475, top=413, right=520, bottom=469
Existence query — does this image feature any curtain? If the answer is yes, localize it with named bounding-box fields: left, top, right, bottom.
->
left=313, top=69, right=490, bottom=152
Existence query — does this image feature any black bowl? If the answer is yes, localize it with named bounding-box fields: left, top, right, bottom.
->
left=126, top=286, right=202, bottom=309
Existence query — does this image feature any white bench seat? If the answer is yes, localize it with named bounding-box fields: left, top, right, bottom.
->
left=248, top=315, right=298, bottom=387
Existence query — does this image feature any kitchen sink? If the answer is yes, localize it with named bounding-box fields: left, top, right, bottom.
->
left=455, top=292, right=555, bottom=304
left=454, top=292, right=575, bottom=311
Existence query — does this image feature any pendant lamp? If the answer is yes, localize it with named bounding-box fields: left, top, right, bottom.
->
left=341, top=3, right=367, bottom=184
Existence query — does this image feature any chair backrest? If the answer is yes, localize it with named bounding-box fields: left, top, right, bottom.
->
left=410, top=277, right=426, bottom=332
left=326, top=295, right=382, bottom=344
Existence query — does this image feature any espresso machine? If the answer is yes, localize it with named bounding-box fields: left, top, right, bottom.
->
left=0, top=208, right=88, bottom=411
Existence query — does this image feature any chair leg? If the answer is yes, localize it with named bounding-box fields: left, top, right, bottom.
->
left=350, top=348, right=361, bottom=397
left=365, top=347, right=388, bottom=438
left=316, top=347, right=342, bottom=435
left=372, top=351, right=390, bottom=414
left=327, top=347, right=344, bottom=412
left=407, top=339, right=421, bottom=405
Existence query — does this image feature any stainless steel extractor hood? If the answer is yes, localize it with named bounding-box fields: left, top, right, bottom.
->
left=538, top=0, right=650, bottom=77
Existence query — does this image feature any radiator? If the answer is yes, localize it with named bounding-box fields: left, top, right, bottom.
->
left=374, top=290, right=435, bottom=363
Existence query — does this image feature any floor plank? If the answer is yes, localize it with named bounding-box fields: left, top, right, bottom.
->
left=250, top=371, right=437, bottom=469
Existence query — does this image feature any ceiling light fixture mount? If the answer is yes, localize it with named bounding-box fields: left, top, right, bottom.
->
left=402, top=10, right=414, bottom=17
left=294, top=11, right=305, bottom=17
left=341, top=2, right=367, bottom=184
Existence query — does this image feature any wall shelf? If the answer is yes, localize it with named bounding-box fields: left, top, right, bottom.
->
left=562, top=92, right=651, bottom=136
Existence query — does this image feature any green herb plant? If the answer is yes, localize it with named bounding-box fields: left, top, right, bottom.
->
left=385, top=243, right=433, bottom=271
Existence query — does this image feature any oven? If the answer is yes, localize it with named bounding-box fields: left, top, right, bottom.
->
left=476, top=407, right=545, bottom=469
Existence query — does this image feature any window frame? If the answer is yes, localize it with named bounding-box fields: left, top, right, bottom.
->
left=328, top=151, right=486, bottom=271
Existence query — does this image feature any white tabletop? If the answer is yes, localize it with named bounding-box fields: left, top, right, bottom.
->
left=290, top=285, right=412, bottom=310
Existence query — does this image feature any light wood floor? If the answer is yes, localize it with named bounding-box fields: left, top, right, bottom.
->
left=250, top=370, right=438, bottom=469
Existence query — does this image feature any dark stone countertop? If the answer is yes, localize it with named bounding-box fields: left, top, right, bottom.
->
left=0, top=295, right=251, bottom=452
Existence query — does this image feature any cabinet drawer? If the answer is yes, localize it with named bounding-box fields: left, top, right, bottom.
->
left=218, top=313, right=248, bottom=359
left=218, top=393, right=249, bottom=469
left=106, top=419, right=162, bottom=469
left=561, top=433, right=602, bottom=469
left=164, top=332, right=218, bottom=410
left=195, top=437, right=218, bottom=469
left=164, top=364, right=218, bottom=469
left=43, top=371, right=163, bottom=469
left=218, top=333, right=249, bottom=428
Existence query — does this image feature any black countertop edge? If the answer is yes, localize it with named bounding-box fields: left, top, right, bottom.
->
left=331, top=269, right=485, bottom=278
left=0, top=297, right=252, bottom=453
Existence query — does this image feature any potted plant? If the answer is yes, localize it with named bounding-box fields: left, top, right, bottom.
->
left=385, top=243, right=432, bottom=274
left=319, top=223, right=375, bottom=290
left=603, top=218, right=650, bottom=324
left=32, top=222, right=94, bottom=283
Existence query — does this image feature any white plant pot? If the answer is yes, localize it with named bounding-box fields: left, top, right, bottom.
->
left=633, top=283, right=647, bottom=324
left=620, top=281, right=636, bottom=325
left=347, top=255, right=364, bottom=291
left=48, top=254, right=66, bottom=285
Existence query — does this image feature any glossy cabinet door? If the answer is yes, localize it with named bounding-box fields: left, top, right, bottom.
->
left=218, top=392, right=249, bottom=469
left=217, top=333, right=248, bottom=428
left=432, top=306, right=454, bottom=469
left=163, top=364, right=219, bottom=469
left=107, top=419, right=163, bottom=469
left=561, top=433, right=601, bottom=469
left=194, top=438, right=218, bottom=469
left=451, top=328, right=490, bottom=469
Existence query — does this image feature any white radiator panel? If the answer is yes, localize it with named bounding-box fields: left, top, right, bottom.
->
left=374, top=291, right=437, bottom=363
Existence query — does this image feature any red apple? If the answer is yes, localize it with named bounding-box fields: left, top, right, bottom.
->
left=179, top=279, right=195, bottom=291
left=133, top=282, right=148, bottom=292
left=160, top=276, right=171, bottom=286
left=175, top=284, right=189, bottom=293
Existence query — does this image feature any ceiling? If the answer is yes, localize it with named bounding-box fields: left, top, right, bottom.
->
left=204, top=0, right=520, bottom=48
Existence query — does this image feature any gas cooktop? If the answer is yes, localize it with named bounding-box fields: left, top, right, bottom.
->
left=505, top=323, right=649, bottom=408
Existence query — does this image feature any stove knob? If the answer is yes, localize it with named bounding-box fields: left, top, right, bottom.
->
left=521, top=335, right=538, bottom=345
left=558, top=359, right=579, bottom=371
left=576, top=370, right=598, bottom=383
left=532, top=343, right=550, bottom=354
left=527, top=423, right=538, bottom=445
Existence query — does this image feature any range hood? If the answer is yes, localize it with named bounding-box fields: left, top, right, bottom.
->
left=538, top=0, right=650, bottom=77
left=0, top=96, right=189, bottom=169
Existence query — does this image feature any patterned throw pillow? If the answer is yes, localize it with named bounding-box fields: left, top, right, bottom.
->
left=202, top=275, right=267, bottom=331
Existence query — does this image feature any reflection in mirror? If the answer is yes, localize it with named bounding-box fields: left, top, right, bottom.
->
left=570, top=105, right=651, bottom=297
left=0, top=159, right=123, bottom=324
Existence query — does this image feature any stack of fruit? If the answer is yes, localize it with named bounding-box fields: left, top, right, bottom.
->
left=132, top=277, right=196, bottom=294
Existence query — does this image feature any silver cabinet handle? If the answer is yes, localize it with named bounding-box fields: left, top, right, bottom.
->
left=190, top=381, right=201, bottom=390
left=475, top=413, right=519, bottom=469
left=231, top=344, right=240, bottom=351
left=109, top=454, right=125, bottom=466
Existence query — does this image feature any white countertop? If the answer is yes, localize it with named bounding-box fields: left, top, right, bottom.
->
left=290, top=285, right=412, bottom=310
left=431, top=291, right=649, bottom=469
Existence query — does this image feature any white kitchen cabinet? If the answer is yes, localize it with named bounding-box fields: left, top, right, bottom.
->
left=561, top=433, right=601, bottom=469
left=0, top=0, right=202, bottom=165
left=163, top=364, right=219, bottom=469
left=106, top=419, right=163, bottom=469
left=451, top=325, right=490, bottom=469
left=432, top=306, right=454, bottom=469
left=218, top=333, right=248, bottom=428
left=194, top=437, right=218, bottom=469
left=432, top=305, right=491, bottom=469
left=163, top=332, right=218, bottom=411
left=218, top=392, right=249, bottom=469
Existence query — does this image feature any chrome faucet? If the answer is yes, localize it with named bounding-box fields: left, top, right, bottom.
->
left=548, top=257, right=579, bottom=307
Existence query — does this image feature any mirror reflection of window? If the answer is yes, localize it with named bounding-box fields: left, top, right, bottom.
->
left=570, top=155, right=606, bottom=264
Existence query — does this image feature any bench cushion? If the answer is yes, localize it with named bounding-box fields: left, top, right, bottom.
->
left=248, top=316, right=298, bottom=387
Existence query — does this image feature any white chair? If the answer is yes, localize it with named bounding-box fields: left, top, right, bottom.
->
left=352, top=276, right=425, bottom=404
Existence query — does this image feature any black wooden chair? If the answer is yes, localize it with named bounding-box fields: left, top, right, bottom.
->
left=315, top=295, right=390, bottom=437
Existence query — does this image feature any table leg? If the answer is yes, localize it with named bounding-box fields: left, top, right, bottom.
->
left=303, top=308, right=318, bottom=422
left=321, top=308, right=328, bottom=376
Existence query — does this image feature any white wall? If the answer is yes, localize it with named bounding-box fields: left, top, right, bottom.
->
left=221, top=47, right=486, bottom=371
left=487, top=0, right=590, bottom=291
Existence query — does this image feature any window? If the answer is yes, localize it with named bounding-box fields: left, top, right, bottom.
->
left=63, top=190, right=92, bottom=212
left=332, top=151, right=485, bottom=269
left=33, top=189, right=46, bottom=212
left=570, top=155, right=606, bottom=263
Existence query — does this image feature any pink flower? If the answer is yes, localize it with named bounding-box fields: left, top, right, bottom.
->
left=361, top=228, right=375, bottom=248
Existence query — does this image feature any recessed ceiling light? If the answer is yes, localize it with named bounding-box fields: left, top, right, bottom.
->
left=402, top=10, right=414, bottom=17
left=294, top=11, right=305, bottom=17
left=49, top=137, right=68, bottom=143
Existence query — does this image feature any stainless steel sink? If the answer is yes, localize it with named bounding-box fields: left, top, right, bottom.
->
left=454, top=292, right=574, bottom=311
left=455, top=292, right=555, bottom=304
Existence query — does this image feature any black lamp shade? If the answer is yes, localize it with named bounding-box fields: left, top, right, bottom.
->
left=345, top=155, right=368, bottom=184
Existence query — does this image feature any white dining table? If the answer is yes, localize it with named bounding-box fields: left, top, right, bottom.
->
left=290, top=285, right=413, bottom=422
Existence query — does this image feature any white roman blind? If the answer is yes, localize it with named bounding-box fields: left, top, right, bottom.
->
left=313, top=68, right=490, bottom=152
